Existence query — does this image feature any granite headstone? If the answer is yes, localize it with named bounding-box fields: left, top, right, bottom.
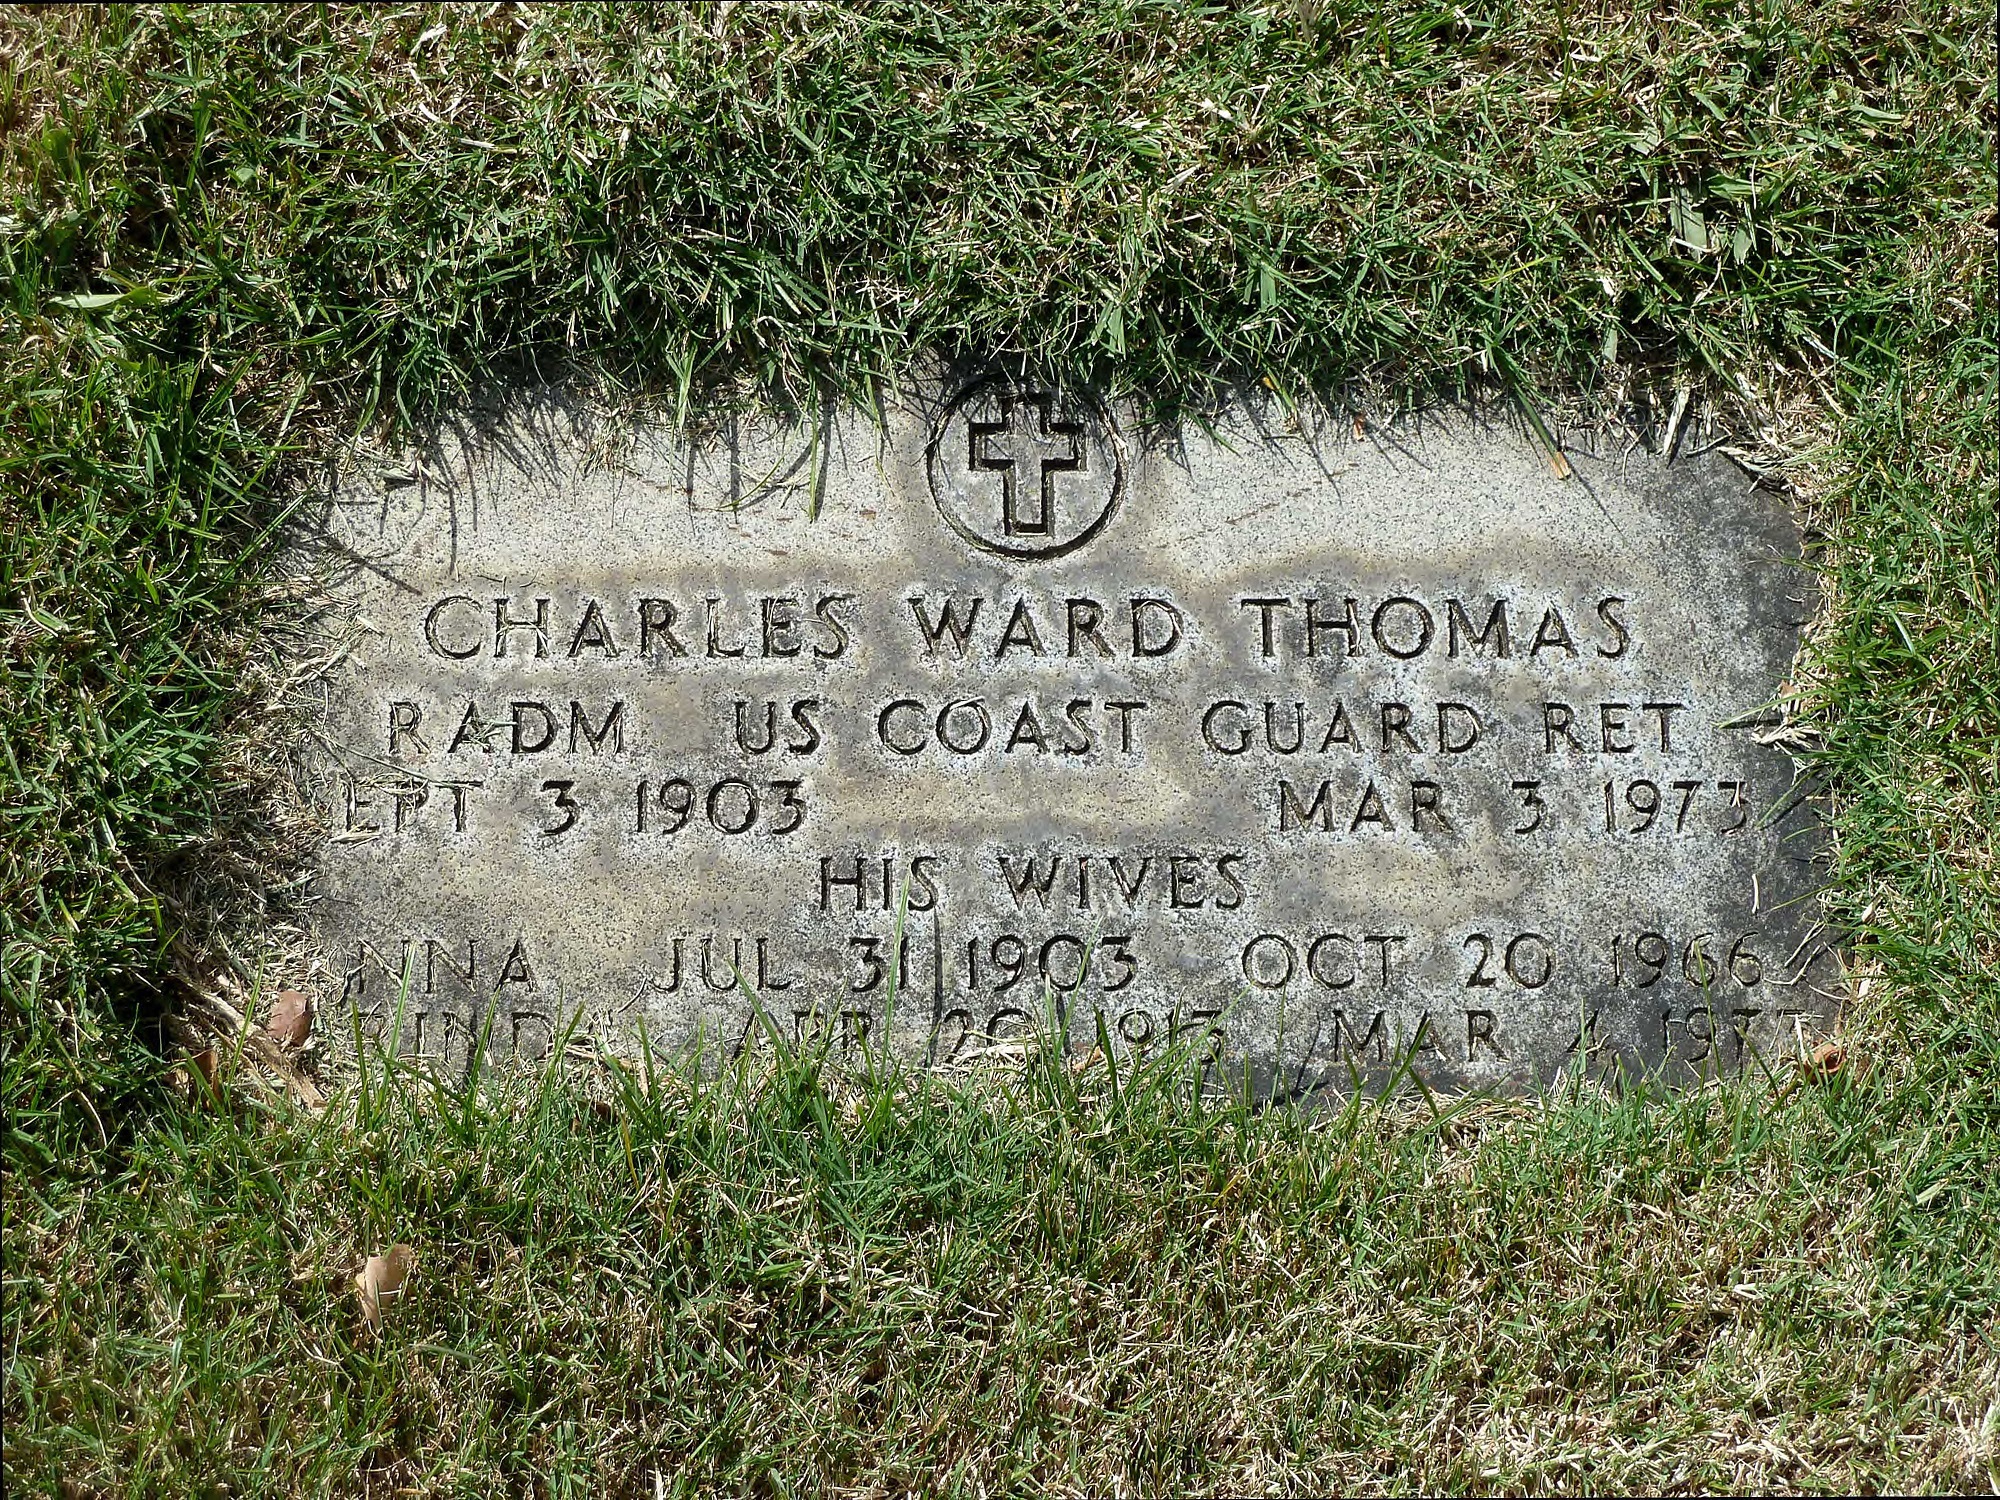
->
left=304, top=385, right=1837, bottom=1096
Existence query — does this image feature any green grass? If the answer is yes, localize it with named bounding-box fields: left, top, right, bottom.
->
left=4, top=3, right=1996, bottom=1493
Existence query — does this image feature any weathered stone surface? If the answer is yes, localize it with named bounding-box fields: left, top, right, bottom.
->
left=303, top=385, right=1838, bottom=1096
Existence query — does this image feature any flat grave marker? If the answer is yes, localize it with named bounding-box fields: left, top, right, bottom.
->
left=305, top=386, right=1837, bottom=1096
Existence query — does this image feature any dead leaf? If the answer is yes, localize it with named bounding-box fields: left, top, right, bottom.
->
left=354, top=1243, right=415, bottom=1335
left=186, top=1048, right=224, bottom=1107
left=266, top=989, right=313, bottom=1047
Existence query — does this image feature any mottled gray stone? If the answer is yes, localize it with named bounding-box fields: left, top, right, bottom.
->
left=302, top=384, right=1838, bottom=1096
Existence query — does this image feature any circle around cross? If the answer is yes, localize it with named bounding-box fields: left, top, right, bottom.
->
left=926, top=381, right=1124, bottom=559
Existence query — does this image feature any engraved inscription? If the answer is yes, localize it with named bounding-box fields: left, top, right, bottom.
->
left=307, top=398, right=1835, bottom=1097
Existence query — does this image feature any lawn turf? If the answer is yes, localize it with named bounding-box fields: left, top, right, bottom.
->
left=3, top=4, right=1996, bottom=1494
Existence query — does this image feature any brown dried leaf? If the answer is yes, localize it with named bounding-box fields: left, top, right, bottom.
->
left=354, top=1243, right=415, bottom=1335
left=187, top=1047, right=223, bottom=1107
left=267, top=989, right=313, bottom=1047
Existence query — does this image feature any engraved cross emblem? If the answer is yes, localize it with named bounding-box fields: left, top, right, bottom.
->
left=967, top=393, right=1086, bottom=538
left=929, top=379, right=1121, bottom=558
